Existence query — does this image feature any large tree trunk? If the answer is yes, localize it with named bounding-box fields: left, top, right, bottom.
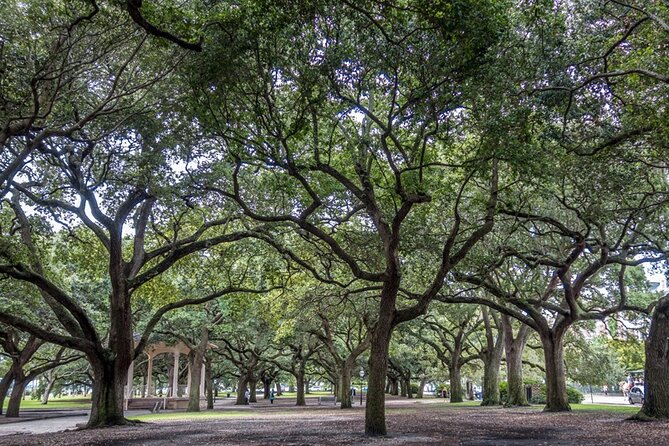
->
left=295, top=368, right=306, bottom=406
left=205, top=360, right=214, bottom=410
left=541, top=331, right=570, bottom=412
left=390, top=379, right=399, bottom=395
left=88, top=356, right=129, bottom=427
left=262, top=377, right=272, bottom=399
left=41, top=372, right=58, bottom=405
left=364, top=301, right=394, bottom=436
left=187, top=359, right=203, bottom=412
left=481, top=356, right=502, bottom=406
left=404, top=374, right=413, bottom=398
left=638, top=296, right=669, bottom=419
left=503, top=318, right=530, bottom=406
left=449, top=362, right=463, bottom=403
left=0, top=368, right=14, bottom=416
left=235, top=375, right=248, bottom=405
left=86, top=253, right=135, bottom=427
left=339, top=362, right=353, bottom=408
left=481, top=307, right=505, bottom=406
left=416, top=377, right=427, bottom=399
left=5, top=376, right=29, bottom=418
left=249, top=380, right=257, bottom=403
left=187, top=327, right=209, bottom=412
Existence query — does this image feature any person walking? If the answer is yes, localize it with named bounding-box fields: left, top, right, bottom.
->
left=244, top=389, right=250, bottom=405
left=270, top=390, right=275, bottom=404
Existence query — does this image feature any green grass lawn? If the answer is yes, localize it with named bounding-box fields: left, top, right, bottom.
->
left=2, top=396, right=91, bottom=411
left=129, top=411, right=258, bottom=422
left=571, top=403, right=639, bottom=414
left=127, top=400, right=641, bottom=423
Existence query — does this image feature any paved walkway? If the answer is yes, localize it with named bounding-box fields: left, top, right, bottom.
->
left=581, top=393, right=632, bottom=405
left=0, top=410, right=155, bottom=436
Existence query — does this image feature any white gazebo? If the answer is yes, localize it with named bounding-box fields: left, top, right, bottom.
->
left=124, top=341, right=206, bottom=410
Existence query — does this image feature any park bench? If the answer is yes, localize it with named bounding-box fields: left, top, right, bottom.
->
left=318, top=396, right=337, bottom=405
left=151, top=400, right=163, bottom=413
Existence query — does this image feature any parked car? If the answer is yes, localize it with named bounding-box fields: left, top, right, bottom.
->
left=628, top=386, right=644, bottom=405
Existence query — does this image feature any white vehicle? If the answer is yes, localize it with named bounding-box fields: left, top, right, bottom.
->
left=628, top=386, right=644, bottom=405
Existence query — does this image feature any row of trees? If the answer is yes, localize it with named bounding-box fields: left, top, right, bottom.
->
left=1, top=0, right=668, bottom=436
left=0, top=294, right=645, bottom=413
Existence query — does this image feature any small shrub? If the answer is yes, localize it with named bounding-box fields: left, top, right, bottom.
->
left=499, top=381, right=508, bottom=401
left=530, top=385, right=584, bottom=404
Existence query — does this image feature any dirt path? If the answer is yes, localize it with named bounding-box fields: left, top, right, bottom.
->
left=0, top=401, right=664, bottom=445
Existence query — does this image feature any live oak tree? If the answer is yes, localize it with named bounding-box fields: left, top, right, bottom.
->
left=273, top=332, right=321, bottom=406
left=0, top=1, right=198, bottom=196
left=639, top=295, right=669, bottom=419
left=416, top=305, right=483, bottom=403
left=156, top=305, right=220, bottom=413
left=451, top=152, right=669, bottom=412
left=0, top=332, right=81, bottom=417
left=500, top=314, right=531, bottom=406
left=387, top=325, right=433, bottom=399
left=478, top=306, right=505, bottom=406
left=0, top=125, right=272, bottom=426
left=191, top=0, right=511, bottom=435
left=515, top=0, right=669, bottom=414
left=212, top=295, right=279, bottom=406
left=306, top=291, right=372, bottom=409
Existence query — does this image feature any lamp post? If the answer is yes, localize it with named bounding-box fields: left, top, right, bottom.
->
left=359, top=368, right=365, bottom=406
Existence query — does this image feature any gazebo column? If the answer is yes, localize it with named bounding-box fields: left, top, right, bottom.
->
left=186, top=363, right=192, bottom=395
left=146, top=353, right=154, bottom=397
left=200, top=367, right=205, bottom=398
left=172, top=350, right=180, bottom=397
left=126, top=360, right=134, bottom=398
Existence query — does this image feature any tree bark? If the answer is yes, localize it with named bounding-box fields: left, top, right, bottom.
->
left=407, top=377, right=413, bottom=399
left=449, top=362, right=463, bottom=403
left=187, top=327, right=209, bottom=412
left=187, top=359, right=203, bottom=412
left=0, top=368, right=14, bottom=416
left=87, top=356, right=130, bottom=427
left=481, top=356, right=502, bottom=406
left=639, top=296, right=669, bottom=419
left=391, top=379, right=399, bottom=395
left=295, top=368, right=306, bottom=406
left=249, top=380, right=257, bottom=403
left=41, top=372, right=58, bottom=405
left=479, top=307, right=505, bottom=406
left=502, top=317, right=530, bottom=406
left=5, top=377, right=29, bottom=417
left=205, top=360, right=214, bottom=410
left=339, top=363, right=353, bottom=408
left=262, top=377, right=272, bottom=399
left=235, top=375, right=247, bottom=405
left=541, top=331, right=570, bottom=412
left=416, top=377, right=427, bottom=399
left=364, top=297, right=395, bottom=436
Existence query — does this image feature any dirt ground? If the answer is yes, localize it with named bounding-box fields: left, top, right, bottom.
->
left=0, top=400, right=665, bottom=446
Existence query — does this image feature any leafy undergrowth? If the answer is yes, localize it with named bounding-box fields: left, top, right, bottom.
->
left=1, top=401, right=667, bottom=445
